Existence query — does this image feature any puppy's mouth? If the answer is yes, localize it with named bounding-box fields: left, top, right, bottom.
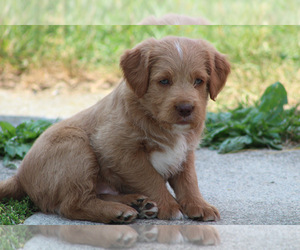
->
left=176, top=120, right=191, bottom=125
left=176, top=116, right=193, bottom=125
left=155, top=111, right=195, bottom=129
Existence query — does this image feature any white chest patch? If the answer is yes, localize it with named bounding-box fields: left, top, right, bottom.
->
left=150, top=134, right=188, bottom=179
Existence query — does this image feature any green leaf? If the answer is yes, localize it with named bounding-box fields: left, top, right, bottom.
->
left=208, top=126, right=229, bottom=140
left=259, top=82, right=288, bottom=112
left=15, top=144, right=32, bottom=158
left=0, top=121, right=16, bottom=138
left=4, top=141, right=17, bottom=158
left=16, top=120, right=52, bottom=141
left=218, top=136, right=253, bottom=154
left=0, top=119, right=54, bottom=163
left=258, top=82, right=288, bottom=124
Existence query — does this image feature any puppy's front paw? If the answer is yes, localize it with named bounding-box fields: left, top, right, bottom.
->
left=138, top=200, right=158, bottom=219
left=181, top=200, right=220, bottom=221
left=124, top=194, right=158, bottom=219
left=113, top=210, right=138, bottom=224
left=157, top=202, right=183, bottom=220
left=109, top=205, right=138, bottom=224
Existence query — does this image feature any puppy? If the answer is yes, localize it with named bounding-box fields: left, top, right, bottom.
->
left=0, top=36, right=230, bottom=223
left=139, top=13, right=211, bottom=25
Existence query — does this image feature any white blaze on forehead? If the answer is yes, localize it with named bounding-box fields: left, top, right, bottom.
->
left=174, top=41, right=183, bottom=60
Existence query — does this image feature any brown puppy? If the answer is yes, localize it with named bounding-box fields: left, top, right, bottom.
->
left=0, top=36, right=230, bottom=223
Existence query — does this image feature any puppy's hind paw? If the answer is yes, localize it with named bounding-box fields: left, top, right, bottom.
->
left=157, top=202, right=183, bottom=220
left=112, top=210, right=138, bottom=224
left=181, top=200, right=220, bottom=222
left=138, top=200, right=158, bottom=219
left=117, top=194, right=158, bottom=219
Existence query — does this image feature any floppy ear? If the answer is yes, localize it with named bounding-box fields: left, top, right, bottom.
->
left=208, top=52, right=231, bottom=101
left=120, top=45, right=151, bottom=98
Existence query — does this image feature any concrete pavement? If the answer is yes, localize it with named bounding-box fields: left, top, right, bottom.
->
left=1, top=147, right=299, bottom=225
left=1, top=116, right=299, bottom=249
left=20, top=148, right=300, bottom=226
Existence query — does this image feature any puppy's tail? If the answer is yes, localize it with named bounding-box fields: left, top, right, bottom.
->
left=0, top=176, right=26, bottom=200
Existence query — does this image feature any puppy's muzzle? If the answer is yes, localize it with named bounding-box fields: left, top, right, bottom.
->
left=175, top=103, right=194, bottom=118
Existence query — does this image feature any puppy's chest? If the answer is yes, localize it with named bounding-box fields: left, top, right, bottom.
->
left=149, top=135, right=189, bottom=179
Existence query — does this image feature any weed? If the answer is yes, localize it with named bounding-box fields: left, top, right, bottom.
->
left=0, top=120, right=53, bottom=167
left=201, top=82, right=300, bottom=153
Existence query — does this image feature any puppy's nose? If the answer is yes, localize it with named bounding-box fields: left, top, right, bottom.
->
left=175, top=103, right=194, bottom=117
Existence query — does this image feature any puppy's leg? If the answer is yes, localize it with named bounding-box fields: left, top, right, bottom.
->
left=98, top=194, right=158, bottom=219
left=117, top=154, right=182, bottom=220
left=169, top=151, right=220, bottom=221
left=60, top=198, right=137, bottom=224
left=18, top=126, right=137, bottom=224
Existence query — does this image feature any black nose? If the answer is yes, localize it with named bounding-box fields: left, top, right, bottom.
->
left=175, top=103, right=194, bottom=117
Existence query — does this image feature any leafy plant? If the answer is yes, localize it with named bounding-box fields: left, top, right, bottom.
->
left=201, top=82, right=300, bottom=153
left=0, top=119, right=53, bottom=167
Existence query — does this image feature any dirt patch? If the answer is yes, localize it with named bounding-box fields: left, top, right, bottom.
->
left=0, top=67, right=120, bottom=118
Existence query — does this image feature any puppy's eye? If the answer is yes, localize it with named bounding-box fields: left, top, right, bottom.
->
left=159, top=79, right=170, bottom=85
left=194, top=79, right=204, bottom=86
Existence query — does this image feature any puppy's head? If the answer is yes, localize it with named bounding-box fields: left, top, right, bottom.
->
left=120, top=36, right=230, bottom=129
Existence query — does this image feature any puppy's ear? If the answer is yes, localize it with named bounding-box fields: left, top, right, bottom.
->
left=208, top=52, right=231, bottom=101
left=120, top=45, right=151, bottom=98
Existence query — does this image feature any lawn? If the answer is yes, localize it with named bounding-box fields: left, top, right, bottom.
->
left=0, top=25, right=299, bottom=110
left=0, top=0, right=298, bottom=24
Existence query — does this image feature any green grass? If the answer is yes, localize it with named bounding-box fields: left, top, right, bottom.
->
left=0, top=0, right=298, bottom=24
left=0, top=197, right=39, bottom=225
left=0, top=25, right=299, bottom=109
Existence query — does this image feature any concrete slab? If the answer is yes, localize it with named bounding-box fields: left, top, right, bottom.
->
left=1, top=116, right=299, bottom=226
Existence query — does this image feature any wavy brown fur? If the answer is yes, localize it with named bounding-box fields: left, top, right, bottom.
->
left=0, top=36, right=230, bottom=223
